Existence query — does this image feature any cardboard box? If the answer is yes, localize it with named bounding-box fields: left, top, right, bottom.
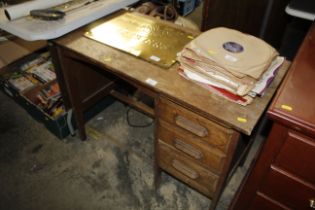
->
left=0, top=49, right=71, bottom=139
left=1, top=49, right=114, bottom=139
left=0, top=38, right=46, bottom=69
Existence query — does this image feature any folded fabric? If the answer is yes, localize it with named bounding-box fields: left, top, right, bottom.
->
left=187, top=27, right=279, bottom=79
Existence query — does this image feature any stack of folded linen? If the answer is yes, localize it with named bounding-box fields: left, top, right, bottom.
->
left=177, top=27, right=284, bottom=106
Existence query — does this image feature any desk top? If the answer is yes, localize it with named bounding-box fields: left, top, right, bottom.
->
left=53, top=13, right=289, bottom=136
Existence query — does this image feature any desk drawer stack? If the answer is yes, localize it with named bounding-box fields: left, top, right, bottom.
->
left=156, top=97, right=238, bottom=198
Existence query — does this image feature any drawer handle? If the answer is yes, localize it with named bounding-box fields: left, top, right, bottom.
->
left=174, top=139, right=203, bottom=160
left=174, top=115, right=208, bottom=137
left=172, top=159, right=199, bottom=180
left=310, top=199, right=315, bottom=208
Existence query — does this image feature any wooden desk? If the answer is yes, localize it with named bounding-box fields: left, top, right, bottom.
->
left=49, top=12, right=289, bottom=210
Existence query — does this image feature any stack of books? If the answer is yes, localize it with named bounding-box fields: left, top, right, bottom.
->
left=36, top=81, right=64, bottom=117
left=7, top=72, right=36, bottom=92
left=3, top=51, right=65, bottom=118
left=30, top=60, right=56, bottom=83
left=177, top=27, right=284, bottom=106
left=6, top=52, right=55, bottom=93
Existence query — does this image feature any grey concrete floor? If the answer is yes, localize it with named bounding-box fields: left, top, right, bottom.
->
left=0, top=90, right=264, bottom=210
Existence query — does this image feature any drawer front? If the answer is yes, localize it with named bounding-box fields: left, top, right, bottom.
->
left=157, top=97, right=234, bottom=153
left=157, top=140, right=219, bottom=197
left=260, top=166, right=315, bottom=210
left=158, top=120, right=226, bottom=174
left=274, top=130, right=315, bottom=185
left=249, top=193, right=290, bottom=210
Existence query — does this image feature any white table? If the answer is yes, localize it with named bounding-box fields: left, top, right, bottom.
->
left=0, top=0, right=138, bottom=41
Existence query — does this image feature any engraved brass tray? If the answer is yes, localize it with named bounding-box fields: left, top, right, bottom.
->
left=85, top=12, right=195, bottom=68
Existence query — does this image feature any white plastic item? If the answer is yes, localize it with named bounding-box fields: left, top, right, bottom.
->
left=4, top=0, right=70, bottom=20
left=0, top=0, right=138, bottom=41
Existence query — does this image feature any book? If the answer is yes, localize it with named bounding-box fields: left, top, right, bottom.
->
left=36, top=81, right=64, bottom=117
left=41, top=82, right=60, bottom=100
left=31, top=60, right=56, bottom=83
left=8, top=75, right=35, bottom=92
left=20, top=52, right=50, bottom=71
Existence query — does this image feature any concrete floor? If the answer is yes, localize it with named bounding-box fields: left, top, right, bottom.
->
left=0, top=89, right=262, bottom=210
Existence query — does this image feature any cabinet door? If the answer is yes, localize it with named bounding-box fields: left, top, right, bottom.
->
left=202, top=0, right=290, bottom=48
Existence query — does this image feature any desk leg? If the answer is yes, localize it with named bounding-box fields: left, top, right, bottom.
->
left=153, top=119, right=162, bottom=189
left=73, top=108, right=87, bottom=140
left=154, top=153, right=162, bottom=189
left=154, top=163, right=162, bottom=190
left=209, top=132, right=240, bottom=210
left=58, top=61, right=88, bottom=140
left=49, top=42, right=87, bottom=140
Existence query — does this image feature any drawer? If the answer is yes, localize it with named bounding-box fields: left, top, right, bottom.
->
left=157, top=97, right=234, bottom=153
left=249, top=193, right=290, bottom=210
left=260, top=166, right=315, bottom=210
left=274, top=130, right=315, bottom=185
left=157, top=140, right=219, bottom=197
left=158, top=120, right=226, bottom=174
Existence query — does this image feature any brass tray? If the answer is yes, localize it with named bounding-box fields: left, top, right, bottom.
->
left=85, top=12, right=195, bottom=68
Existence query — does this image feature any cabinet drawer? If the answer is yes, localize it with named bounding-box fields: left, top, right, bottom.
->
left=260, top=166, right=315, bottom=210
left=157, top=97, right=234, bottom=153
left=275, top=130, right=315, bottom=185
left=249, top=193, right=290, bottom=210
left=158, top=120, right=226, bottom=174
left=157, top=140, right=219, bottom=197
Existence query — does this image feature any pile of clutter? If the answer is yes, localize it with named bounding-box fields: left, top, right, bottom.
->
left=133, top=2, right=178, bottom=21
left=177, top=27, right=284, bottom=106
left=133, top=1, right=200, bottom=31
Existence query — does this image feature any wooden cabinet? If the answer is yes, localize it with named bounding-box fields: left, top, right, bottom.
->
left=202, top=0, right=290, bottom=48
left=229, top=24, right=315, bottom=210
